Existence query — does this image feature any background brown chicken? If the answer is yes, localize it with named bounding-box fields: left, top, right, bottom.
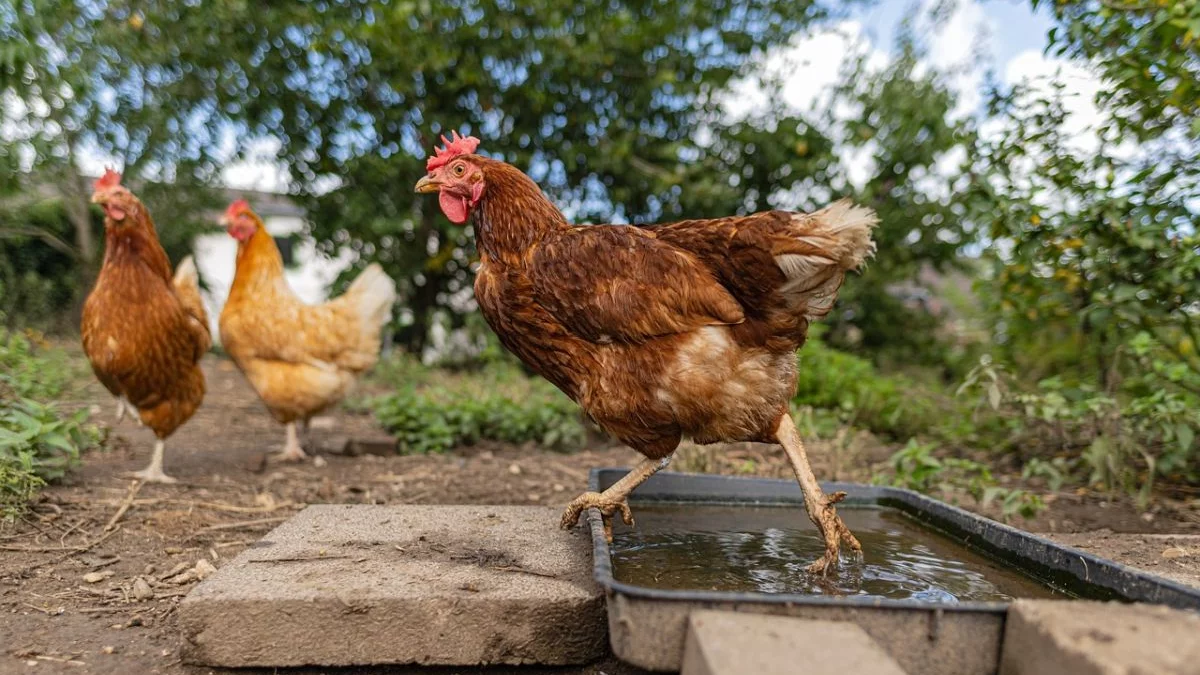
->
left=218, top=200, right=397, bottom=461
left=415, top=133, right=878, bottom=573
left=81, top=169, right=211, bottom=483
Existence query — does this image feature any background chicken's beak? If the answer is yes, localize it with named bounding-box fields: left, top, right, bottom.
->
left=414, top=176, right=440, bottom=194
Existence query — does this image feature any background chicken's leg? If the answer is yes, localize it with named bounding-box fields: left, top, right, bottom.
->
left=560, top=456, right=671, bottom=541
left=279, top=422, right=308, bottom=462
left=776, top=414, right=862, bottom=575
left=131, top=440, right=175, bottom=484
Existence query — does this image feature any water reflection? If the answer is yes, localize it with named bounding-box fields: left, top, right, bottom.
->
left=610, top=504, right=1064, bottom=602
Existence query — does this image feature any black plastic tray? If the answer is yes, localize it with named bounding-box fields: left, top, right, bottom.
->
left=587, top=469, right=1200, bottom=673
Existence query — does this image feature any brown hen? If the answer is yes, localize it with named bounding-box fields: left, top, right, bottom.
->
left=82, top=169, right=211, bottom=483
left=415, top=133, right=877, bottom=573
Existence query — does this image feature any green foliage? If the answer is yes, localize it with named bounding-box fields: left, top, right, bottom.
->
left=824, top=44, right=975, bottom=368
left=793, top=331, right=959, bottom=441
left=967, top=83, right=1199, bottom=387
left=877, top=439, right=1046, bottom=521
left=0, top=326, right=75, bottom=400
left=958, top=356, right=1200, bottom=505
left=0, top=323, right=99, bottom=520
left=1036, top=0, right=1200, bottom=142
left=367, top=353, right=585, bottom=454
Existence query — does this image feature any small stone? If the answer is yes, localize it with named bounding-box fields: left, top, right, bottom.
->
left=527, top=493, right=542, bottom=502
left=143, top=564, right=156, bottom=575
left=165, top=547, right=182, bottom=554
left=552, top=484, right=565, bottom=493
left=1162, top=547, right=1191, bottom=559
left=102, top=646, right=115, bottom=655
left=309, top=416, right=337, bottom=431
left=83, top=571, right=114, bottom=584
left=508, top=463, right=522, bottom=475
left=193, top=559, right=217, bottom=580
left=132, top=577, right=154, bottom=601
left=312, top=455, right=328, bottom=468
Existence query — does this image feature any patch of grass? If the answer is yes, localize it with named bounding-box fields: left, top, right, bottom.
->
left=0, top=322, right=101, bottom=520
left=366, top=353, right=587, bottom=454
left=875, top=439, right=1046, bottom=521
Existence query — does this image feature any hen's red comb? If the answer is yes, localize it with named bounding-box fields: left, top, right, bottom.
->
left=426, top=131, right=480, bottom=171
left=93, top=168, right=122, bottom=191
left=225, top=199, right=250, bottom=217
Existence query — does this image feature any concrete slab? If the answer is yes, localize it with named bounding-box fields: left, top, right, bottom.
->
left=681, top=611, right=908, bottom=675
left=179, top=504, right=606, bottom=667
left=1000, top=600, right=1200, bottom=675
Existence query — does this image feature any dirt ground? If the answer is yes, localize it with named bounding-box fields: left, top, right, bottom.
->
left=2, top=355, right=1199, bottom=675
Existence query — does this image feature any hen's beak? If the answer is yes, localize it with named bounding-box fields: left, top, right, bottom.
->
left=414, top=175, right=440, bottom=194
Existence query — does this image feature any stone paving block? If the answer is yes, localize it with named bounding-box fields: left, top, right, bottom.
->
left=1000, top=600, right=1200, bottom=675
left=681, top=610, right=908, bottom=675
left=179, top=504, right=606, bottom=667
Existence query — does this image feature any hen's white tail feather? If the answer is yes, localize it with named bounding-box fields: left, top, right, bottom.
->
left=346, top=263, right=397, bottom=332
left=173, top=255, right=199, bottom=286
left=776, top=199, right=878, bottom=322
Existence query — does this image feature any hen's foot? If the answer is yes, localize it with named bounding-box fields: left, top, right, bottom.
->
left=803, top=490, right=863, bottom=575
left=560, top=491, right=634, bottom=542
left=127, top=467, right=177, bottom=484
left=276, top=445, right=308, bottom=462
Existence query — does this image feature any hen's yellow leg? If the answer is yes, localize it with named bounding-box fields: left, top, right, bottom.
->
left=776, top=414, right=862, bottom=575
left=130, top=440, right=176, bottom=484
left=278, top=422, right=308, bottom=462
left=560, top=456, right=671, bottom=541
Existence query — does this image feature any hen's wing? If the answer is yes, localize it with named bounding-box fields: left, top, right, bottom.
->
left=528, top=225, right=744, bottom=344
left=647, top=202, right=877, bottom=349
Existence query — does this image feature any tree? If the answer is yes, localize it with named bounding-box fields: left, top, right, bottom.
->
left=1, top=0, right=227, bottom=318
left=173, top=0, right=844, bottom=352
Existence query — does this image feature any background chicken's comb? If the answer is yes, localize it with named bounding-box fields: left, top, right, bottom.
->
left=226, top=198, right=250, bottom=217
left=93, top=168, right=122, bottom=191
left=426, top=131, right=480, bottom=171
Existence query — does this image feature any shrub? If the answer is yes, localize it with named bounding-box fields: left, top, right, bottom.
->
left=794, top=332, right=963, bottom=441
left=958, top=355, right=1200, bottom=505
left=0, top=323, right=99, bottom=520
left=367, top=352, right=586, bottom=453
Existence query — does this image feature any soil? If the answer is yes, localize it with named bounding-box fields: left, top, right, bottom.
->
left=3, top=354, right=1200, bottom=675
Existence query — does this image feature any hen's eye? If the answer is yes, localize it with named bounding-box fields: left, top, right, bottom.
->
left=453, top=165, right=465, bottom=176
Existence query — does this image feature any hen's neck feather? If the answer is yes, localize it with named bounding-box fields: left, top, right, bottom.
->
left=230, top=222, right=287, bottom=298
left=475, top=159, right=568, bottom=263
left=102, top=207, right=171, bottom=283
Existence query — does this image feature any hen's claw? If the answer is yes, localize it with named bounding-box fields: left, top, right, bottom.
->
left=560, top=491, right=634, bottom=542
left=803, top=490, right=861, bottom=576
left=127, top=468, right=177, bottom=484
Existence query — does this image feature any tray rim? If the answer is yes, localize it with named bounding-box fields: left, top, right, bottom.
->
left=586, top=468, right=1200, bottom=613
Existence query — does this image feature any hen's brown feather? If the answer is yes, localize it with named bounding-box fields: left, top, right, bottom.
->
left=81, top=201, right=209, bottom=440
left=467, top=156, right=876, bottom=457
